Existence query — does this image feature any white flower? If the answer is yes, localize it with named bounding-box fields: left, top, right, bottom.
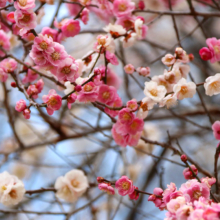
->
left=137, top=97, right=156, bottom=119
left=161, top=54, right=176, bottom=66
left=173, top=78, right=196, bottom=100
left=152, top=75, right=173, bottom=93
left=0, top=172, right=25, bottom=206
left=64, top=81, right=75, bottom=95
left=134, top=18, right=143, bottom=39
left=96, top=35, right=115, bottom=53
left=164, top=69, right=182, bottom=84
left=159, top=94, right=177, bottom=109
left=144, top=81, right=167, bottom=102
left=173, top=62, right=190, bottom=79
left=175, top=47, right=189, bottom=63
left=103, top=24, right=126, bottom=36
left=55, top=169, right=89, bottom=203
left=204, top=73, right=220, bottom=96
left=75, top=59, right=84, bottom=77
left=122, top=33, right=137, bottom=48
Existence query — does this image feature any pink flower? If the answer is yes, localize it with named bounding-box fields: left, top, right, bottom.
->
left=212, top=121, right=220, bottom=140
left=22, top=66, right=39, bottom=84
left=14, top=9, right=37, bottom=32
left=0, top=0, right=7, bottom=7
left=188, top=209, right=204, bottom=220
left=14, top=0, right=35, bottom=10
left=163, top=182, right=182, bottom=204
left=129, top=186, right=139, bottom=200
left=35, top=79, right=44, bottom=94
left=41, top=27, right=58, bottom=42
left=201, top=177, right=216, bottom=189
left=56, top=57, right=79, bottom=82
left=206, top=37, right=220, bottom=63
left=33, top=34, right=54, bottom=54
left=136, top=66, right=150, bottom=76
left=0, top=58, right=17, bottom=73
left=0, top=30, right=10, bottom=57
left=138, top=0, right=145, bottom=10
left=77, top=82, right=99, bottom=103
left=124, top=117, right=144, bottom=135
left=67, top=93, right=77, bottom=109
left=118, top=108, right=134, bottom=125
left=42, top=89, right=62, bottom=115
left=105, top=51, right=119, bottom=65
left=30, top=46, right=48, bottom=66
left=183, top=165, right=198, bottom=180
left=199, top=47, right=213, bottom=61
left=0, top=68, right=8, bottom=82
left=124, top=64, right=135, bottom=74
left=61, top=20, right=80, bottom=38
left=23, top=108, right=31, bottom=119
left=179, top=179, right=210, bottom=202
left=104, top=96, right=122, bottom=117
left=97, top=84, right=117, bottom=104
left=81, top=8, right=89, bottom=25
left=113, top=0, right=135, bottom=17
left=7, top=12, right=15, bottom=23
left=176, top=204, right=193, bottom=220
left=27, top=84, right=39, bottom=99
left=98, top=183, right=115, bottom=195
left=115, top=176, right=134, bottom=196
left=15, top=99, right=26, bottom=112
left=126, top=99, right=138, bottom=111
left=148, top=188, right=166, bottom=210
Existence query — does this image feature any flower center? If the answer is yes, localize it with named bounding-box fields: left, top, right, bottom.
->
left=150, top=89, right=158, bottom=97
left=1, top=185, right=7, bottom=191
left=61, top=66, right=71, bottom=75
left=122, top=182, right=129, bottom=190
left=48, top=97, right=58, bottom=106
left=193, top=190, right=202, bottom=199
left=118, top=3, right=127, bottom=11
left=210, top=81, right=220, bottom=89
left=51, top=52, right=60, bottom=61
left=214, top=45, right=220, bottom=54
left=9, top=190, right=17, bottom=199
left=141, top=102, right=148, bottom=111
left=39, top=41, right=48, bottom=50
left=67, top=24, right=75, bottom=32
left=22, top=14, right=31, bottom=23
left=123, top=112, right=131, bottom=121
left=180, top=85, right=188, bottom=95
left=19, top=0, right=27, bottom=6
left=97, top=37, right=106, bottom=46
left=102, top=91, right=110, bottom=100
left=71, top=179, right=79, bottom=188
left=62, top=185, right=71, bottom=195
left=84, top=84, right=93, bottom=92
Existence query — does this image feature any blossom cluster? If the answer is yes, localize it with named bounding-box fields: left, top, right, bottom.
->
left=97, top=175, right=139, bottom=200
left=148, top=177, right=218, bottom=220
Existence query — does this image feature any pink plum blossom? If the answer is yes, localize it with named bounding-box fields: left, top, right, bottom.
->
left=14, top=0, right=36, bottom=10
left=0, top=68, right=8, bottom=82
left=126, top=99, right=138, bottom=111
left=137, top=67, right=150, bottom=77
left=0, top=58, right=17, bottom=73
left=97, top=84, right=117, bottom=104
left=0, top=30, right=10, bottom=57
left=113, top=0, right=135, bottom=17
left=199, top=47, right=213, bottom=61
left=42, top=89, right=62, bottom=115
left=56, top=57, right=79, bottom=82
left=15, top=99, right=27, bottom=112
left=124, top=64, right=134, bottom=74
left=14, top=9, right=37, bottom=32
left=206, top=37, right=220, bottom=63
left=105, top=51, right=119, bottom=65
left=41, top=27, right=58, bottom=42
left=67, top=93, right=77, bottom=109
left=98, top=183, right=115, bottom=195
left=104, top=96, right=122, bottom=117
left=115, top=176, right=134, bottom=196
left=81, top=8, right=89, bottom=25
left=124, top=118, right=144, bottom=135
left=77, top=82, right=99, bottom=103
left=212, top=121, right=220, bottom=140
left=23, top=108, right=31, bottom=119
left=183, top=165, right=198, bottom=180
left=128, top=186, right=139, bottom=200
left=61, top=20, right=80, bottom=38
left=118, top=108, right=135, bottom=125
left=33, top=34, right=54, bottom=54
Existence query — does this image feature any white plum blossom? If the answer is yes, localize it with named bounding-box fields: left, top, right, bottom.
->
left=204, top=73, right=220, bottom=96
left=159, top=94, right=178, bottom=109
left=144, top=81, right=167, bottom=102
left=134, top=18, right=144, bottom=39
left=103, top=24, right=126, bottom=36
left=173, top=62, right=190, bottom=79
left=162, top=54, right=176, bottom=66
left=95, top=35, right=115, bottom=53
left=173, top=78, right=196, bottom=100
left=122, top=33, right=137, bottom=48
left=64, top=81, right=75, bottom=95
left=164, top=69, right=182, bottom=84
left=0, top=171, right=25, bottom=206
left=137, top=97, right=156, bottom=119
left=152, top=75, right=173, bottom=93
left=55, top=169, right=89, bottom=203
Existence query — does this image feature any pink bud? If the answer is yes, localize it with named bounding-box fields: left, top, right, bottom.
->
left=75, top=85, right=82, bottom=92
left=138, top=0, right=145, bottom=10
left=97, top=177, right=104, bottom=183
left=181, top=154, right=187, bottom=162
left=23, top=109, right=31, bottom=119
left=11, top=82, right=17, bottom=88
left=124, top=64, right=135, bottom=74
left=183, top=165, right=198, bottom=180
left=199, top=47, right=213, bottom=61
